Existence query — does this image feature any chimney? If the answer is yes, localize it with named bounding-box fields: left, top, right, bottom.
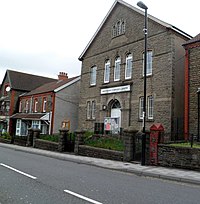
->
left=58, top=72, right=68, bottom=80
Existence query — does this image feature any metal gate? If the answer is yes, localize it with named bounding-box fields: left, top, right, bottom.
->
left=65, top=133, right=75, bottom=152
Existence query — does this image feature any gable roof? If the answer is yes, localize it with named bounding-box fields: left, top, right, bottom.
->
left=183, top=33, right=200, bottom=46
left=23, top=76, right=80, bottom=96
left=78, top=0, right=192, bottom=61
left=4, top=69, right=57, bottom=91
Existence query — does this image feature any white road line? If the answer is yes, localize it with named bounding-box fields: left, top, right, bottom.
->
left=0, top=163, right=37, bottom=180
left=64, top=189, right=103, bottom=204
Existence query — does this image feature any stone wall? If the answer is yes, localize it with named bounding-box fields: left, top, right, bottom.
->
left=0, top=138, right=11, bottom=144
left=34, top=139, right=58, bottom=152
left=78, top=145, right=123, bottom=161
left=158, top=144, right=200, bottom=170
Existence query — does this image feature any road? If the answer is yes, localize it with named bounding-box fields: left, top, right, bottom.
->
left=0, top=146, right=200, bottom=204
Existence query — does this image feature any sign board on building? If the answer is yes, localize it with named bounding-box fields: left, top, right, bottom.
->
left=104, top=117, right=120, bottom=134
left=101, top=85, right=130, bottom=95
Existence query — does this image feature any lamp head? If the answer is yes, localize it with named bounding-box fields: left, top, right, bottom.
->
left=137, top=1, right=148, bottom=10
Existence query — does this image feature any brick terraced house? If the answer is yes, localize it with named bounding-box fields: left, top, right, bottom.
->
left=11, top=73, right=80, bottom=136
left=78, top=0, right=191, bottom=136
left=0, top=70, right=56, bottom=135
left=183, top=33, right=200, bottom=139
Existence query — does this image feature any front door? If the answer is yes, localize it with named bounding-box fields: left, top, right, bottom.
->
left=111, top=100, right=121, bottom=134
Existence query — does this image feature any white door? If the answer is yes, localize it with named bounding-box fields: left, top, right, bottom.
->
left=111, top=100, right=121, bottom=134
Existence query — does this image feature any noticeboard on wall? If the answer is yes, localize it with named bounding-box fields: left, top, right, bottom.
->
left=104, top=117, right=119, bottom=134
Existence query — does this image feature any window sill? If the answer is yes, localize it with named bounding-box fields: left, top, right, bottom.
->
left=89, top=85, right=96, bottom=88
left=86, top=119, right=96, bottom=121
left=138, top=119, right=155, bottom=122
left=141, top=74, right=153, bottom=79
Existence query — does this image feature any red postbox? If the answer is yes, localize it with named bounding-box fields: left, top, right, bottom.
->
left=150, top=123, right=164, bottom=165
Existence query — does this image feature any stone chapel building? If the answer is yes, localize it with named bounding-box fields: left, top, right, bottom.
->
left=78, top=0, right=191, bottom=135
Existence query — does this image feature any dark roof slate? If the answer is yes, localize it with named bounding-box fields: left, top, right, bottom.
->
left=24, top=76, right=79, bottom=96
left=183, top=33, right=200, bottom=46
left=11, top=113, right=46, bottom=120
left=8, top=70, right=57, bottom=91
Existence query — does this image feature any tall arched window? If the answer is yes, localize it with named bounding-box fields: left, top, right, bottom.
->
left=125, top=53, right=132, bottom=79
left=90, top=66, right=97, bottom=86
left=117, top=21, right=121, bottom=36
left=34, top=99, right=38, bottom=113
left=104, top=60, right=110, bottom=83
left=121, top=21, right=126, bottom=34
left=114, top=57, right=121, bottom=81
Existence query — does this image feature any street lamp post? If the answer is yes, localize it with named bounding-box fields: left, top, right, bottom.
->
left=137, top=1, right=148, bottom=166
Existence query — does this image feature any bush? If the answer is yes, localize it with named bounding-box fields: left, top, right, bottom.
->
left=83, top=131, right=94, bottom=140
left=85, top=136, right=124, bottom=151
left=1, top=132, right=11, bottom=140
left=40, top=134, right=59, bottom=142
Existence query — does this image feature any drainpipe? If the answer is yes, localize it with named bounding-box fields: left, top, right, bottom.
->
left=184, top=49, right=189, bottom=140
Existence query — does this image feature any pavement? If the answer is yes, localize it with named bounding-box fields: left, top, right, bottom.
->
left=1, top=142, right=200, bottom=186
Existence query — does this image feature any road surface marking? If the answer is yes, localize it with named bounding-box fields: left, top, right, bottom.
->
left=64, top=189, right=102, bottom=204
left=0, top=163, right=37, bottom=180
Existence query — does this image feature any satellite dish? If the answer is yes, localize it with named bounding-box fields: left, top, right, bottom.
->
left=5, top=86, right=11, bottom=92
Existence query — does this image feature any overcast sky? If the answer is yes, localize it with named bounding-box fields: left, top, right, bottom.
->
left=0, top=0, right=199, bottom=83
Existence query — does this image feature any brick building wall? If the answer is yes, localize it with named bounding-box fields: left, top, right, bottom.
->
left=188, top=46, right=200, bottom=135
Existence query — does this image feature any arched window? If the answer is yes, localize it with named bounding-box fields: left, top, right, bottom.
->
left=114, top=57, right=121, bottom=81
left=104, top=60, right=110, bottom=83
left=90, top=66, right=97, bottom=86
left=25, top=100, right=29, bottom=113
left=112, top=25, right=116, bottom=37
left=121, top=21, right=125, bottom=34
left=34, top=99, right=38, bottom=113
left=125, top=53, right=132, bottom=79
left=112, top=19, right=126, bottom=38
left=117, top=21, right=121, bottom=36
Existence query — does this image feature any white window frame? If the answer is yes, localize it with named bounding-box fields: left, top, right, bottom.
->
left=104, top=60, right=110, bottom=83
left=32, top=120, right=41, bottom=129
left=16, top=119, right=21, bottom=136
left=147, top=95, right=154, bottom=119
left=41, top=122, right=48, bottom=134
left=139, top=97, right=144, bottom=120
left=143, top=50, right=153, bottom=76
left=114, top=57, right=121, bottom=81
left=87, top=101, right=91, bottom=119
left=90, top=66, right=97, bottom=86
left=91, top=101, right=96, bottom=119
left=125, top=54, right=132, bottom=79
